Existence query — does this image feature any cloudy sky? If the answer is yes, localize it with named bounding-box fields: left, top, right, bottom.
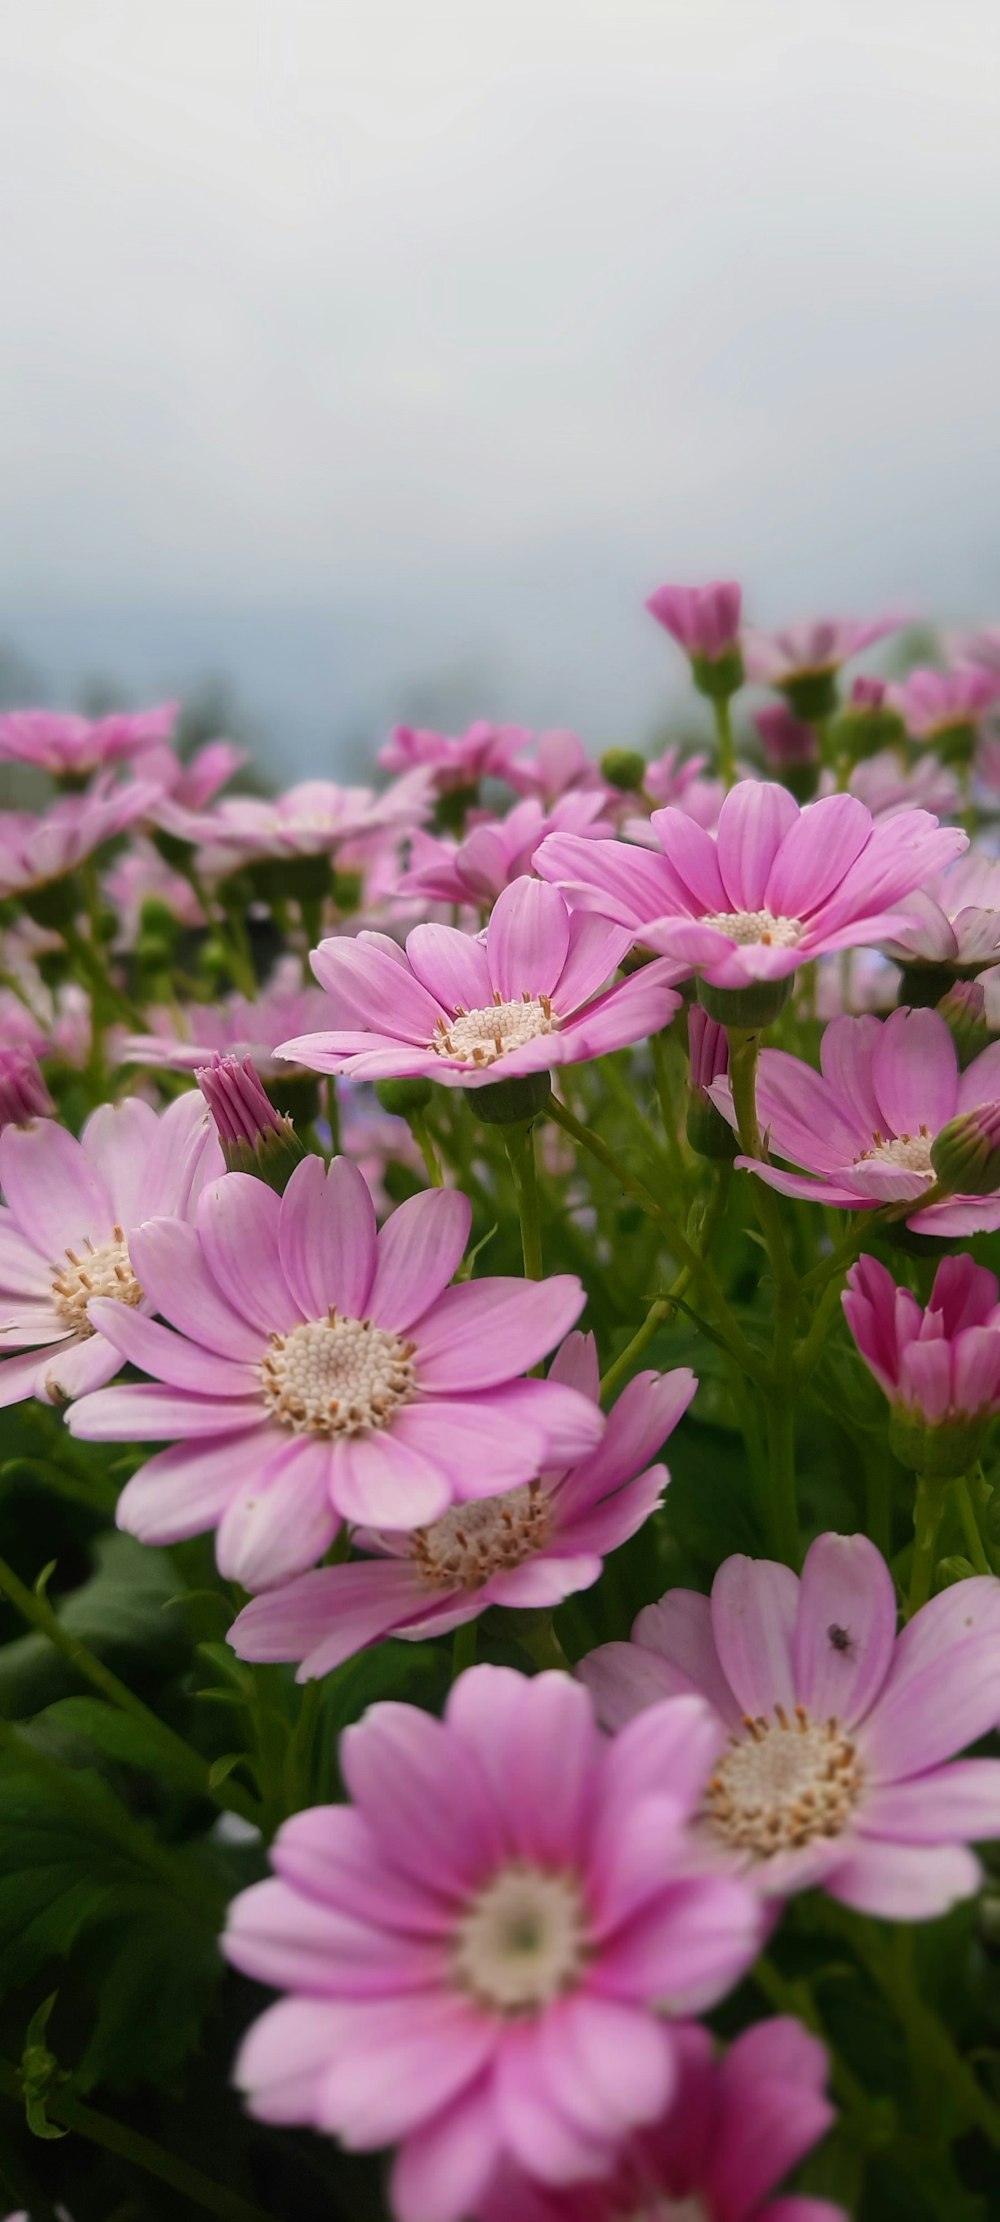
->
left=2, top=2, right=999, bottom=768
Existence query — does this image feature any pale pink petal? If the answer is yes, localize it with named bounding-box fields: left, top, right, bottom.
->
left=233, top=1995, right=346, bottom=2125
left=871, top=1007, right=958, bottom=1137
left=68, top=1381, right=266, bottom=1438
left=310, top=931, right=446, bottom=1040
left=651, top=809, right=728, bottom=911
left=197, top=1173, right=300, bottom=1334
left=318, top=1992, right=496, bottom=2146
left=710, top=1557, right=800, bottom=1718
left=486, top=878, right=570, bottom=999
left=717, top=781, right=800, bottom=910
left=368, top=1190, right=472, bottom=1333
left=128, top=1219, right=265, bottom=1359
left=825, top=1838, right=981, bottom=1920
left=555, top=913, right=635, bottom=1010
left=535, top=828, right=676, bottom=930
left=485, top=1555, right=602, bottom=1607
left=38, top=1330, right=124, bottom=1403
left=272, top=1804, right=454, bottom=1935
left=389, top=1398, right=552, bottom=1495
left=557, top=1368, right=696, bottom=1512
left=224, top=1875, right=446, bottom=1998
left=632, top=1590, right=743, bottom=1728
left=792, top=1533, right=898, bottom=1728
left=327, top=1431, right=454, bottom=1527
left=404, top=922, right=494, bottom=1011
left=536, top=1993, right=675, bottom=2141
left=555, top=967, right=682, bottom=1061
left=278, top=1155, right=377, bottom=1320
left=229, top=1560, right=427, bottom=1670
left=556, top=1465, right=665, bottom=1554
left=80, top=1098, right=161, bottom=1228
left=116, top=1430, right=263, bottom=1543
left=340, top=1699, right=503, bottom=1896
left=495, top=2021, right=616, bottom=2184
left=858, top=1758, right=1000, bottom=1843
left=0, top=1119, right=113, bottom=1255
left=546, top=1328, right=600, bottom=1403
left=709, top=2018, right=835, bottom=2221
left=597, top=1695, right=724, bottom=1845
left=0, top=1213, right=52, bottom=1294
left=215, top=1436, right=339, bottom=1587
left=597, top=1875, right=761, bottom=2012
left=577, top=1640, right=694, bottom=1730
left=391, top=2076, right=503, bottom=2222
left=85, top=1296, right=258, bottom=1395
left=413, top=1275, right=585, bottom=1389
left=765, top=793, right=871, bottom=918
left=819, top=1012, right=885, bottom=1134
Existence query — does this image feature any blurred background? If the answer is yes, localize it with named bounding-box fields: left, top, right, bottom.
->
left=1, top=0, right=999, bottom=776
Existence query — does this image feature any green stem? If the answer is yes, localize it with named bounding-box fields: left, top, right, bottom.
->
left=451, top=1618, right=478, bottom=1681
left=952, top=1470, right=992, bottom=1576
left=505, top=1121, right=543, bottom=1280
left=0, top=2060, right=276, bottom=2222
left=763, top=1382, right=801, bottom=1566
left=410, top=1115, right=444, bottom=1187
left=908, top=1474, right=945, bottom=1614
left=713, top=693, right=737, bottom=788
left=599, top=1285, right=686, bottom=1404
left=0, top=1552, right=261, bottom=1829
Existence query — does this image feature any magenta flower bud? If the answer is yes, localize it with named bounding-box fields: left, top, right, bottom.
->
left=686, top=1008, right=736, bottom=1160
left=931, top=1098, right=1000, bottom=1198
left=851, top=675, right=887, bottom=709
left=197, top=1054, right=306, bottom=1192
left=845, top=1253, right=1000, bottom=1475
left=0, top=1047, right=54, bottom=1131
left=830, top=673, right=907, bottom=765
left=753, top=703, right=820, bottom=800
left=645, top=580, right=743, bottom=701
left=937, top=978, right=991, bottom=1066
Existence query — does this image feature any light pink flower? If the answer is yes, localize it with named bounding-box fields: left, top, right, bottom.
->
left=399, top=795, right=613, bottom=909
left=104, top=843, right=206, bottom=944
left=844, top=1253, right=1000, bottom=1430
left=948, top=625, right=1000, bottom=674
left=506, top=729, right=608, bottom=804
left=0, top=778, right=164, bottom=900
left=480, top=2015, right=844, bottom=2222
left=0, top=1046, right=53, bottom=1129
left=117, top=959, right=333, bottom=1078
left=379, top=720, right=526, bottom=792
left=141, top=736, right=245, bottom=809
left=580, top=1533, right=1000, bottom=1916
left=158, top=770, right=430, bottom=870
left=846, top=749, right=960, bottom=821
left=754, top=704, right=819, bottom=770
left=743, top=616, right=900, bottom=687
left=0, top=703, right=177, bottom=778
left=228, top=1333, right=696, bottom=1676
left=67, top=1163, right=602, bottom=1587
left=279, top=878, right=683, bottom=1090
left=224, top=1666, right=761, bottom=2222
left=536, top=786, right=965, bottom=990
left=709, top=1007, right=1000, bottom=1234
left=645, top=581, right=742, bottom=662
left=882, top=849, right=1000, bottom=970
left=641, top=744, right=714, bottom=810
left=887, top=666, right=1000, bottom=743
left=0, top=1094, right=222, bottom=1409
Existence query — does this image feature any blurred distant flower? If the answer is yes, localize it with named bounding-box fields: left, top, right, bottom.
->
left=506, top=727, right=608, bottom=803
left=744, top=615, right=901, bottom=689
left=882, top=850, right=1000, bottom=972
left=0, top=1046, right=53, bottom=1129
left=399, top=793, right=613, bottom=909
left=0, top=778, right=163, bottom=906
left=117, top=958, right=333, bottom=1077
left=844, top=1252, right=1000, bottom=1473
left=157, top=770, right=431, bottom=871
left=887, top=666, right=1000, bottom=755
left=0, top=703, right=177, bottom=780
left=646, top=580, right=742, bottom=662
left=379, top=720, right=525, bottom=792
left=846, top=748, right=960, bottom=820
left=754, top=703, right=819, bottom=770
left=142, top=736, right=246, bottom=810
left=104, top=842, right=205, bottom=945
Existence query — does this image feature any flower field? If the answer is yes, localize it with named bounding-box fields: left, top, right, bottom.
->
left=2, top=587, right=1000, bottom=2221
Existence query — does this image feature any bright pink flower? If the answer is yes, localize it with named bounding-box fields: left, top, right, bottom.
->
left=688, top=1006, right=729, bottom=1099
left=228, top=1334, right=696, bottom=1676
left=156, top=770, right=430, bottom=869
left=0, top=778, right=164, bottom=900
left=480, top=2015, right=844, bottom=2222
left=399, top=795, right=613, bottom=909
left=646, top=581, right=742, bottom=662
left=708, top=1007, right=1000, bottom=1235
left=197, top=1053, right=286, bottom=1151
left=279, top=879, right=683, bottom=1090
left=882, top=849, right=1000, bottom=970
left=743, top=616, right=900, bottom=687
left=887, top=666, right=1000, bottom=743
left=224, top=1666, right=761, bottom=2222
left=379, top=720, right=526, bottom=792
left=536, top=787, right=964, bottom=990
left=580, top=1533, right=1000, bottom=1916
left=0, top=1094, right=222, bottom=1409
left=844, top=1253, right=1000, bottom=1429
left=67, top=1163, right=602, bottom=1587
left=506, top=729, right=608, bottom=804
left=117, top=959, right=333, bottom=1078
left=0, top=703, right=177, bottom=778
left=0, top=1046, right=53, bottom=1129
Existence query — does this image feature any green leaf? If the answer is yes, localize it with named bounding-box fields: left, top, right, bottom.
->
left=32, top=1696, right=204, bottom=1792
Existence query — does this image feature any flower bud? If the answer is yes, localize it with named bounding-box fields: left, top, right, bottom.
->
left=889, top=1409, right=990, bottom=1479
left=930, top=1100, right=1000, bottom=1197
left=828, top=676, right=907, bottom=766
left=471, top=1071, right=552, bottom=1127
left=374, top=1077, right=434, bottom=1119
left=685, top=1008, right=736, bottom=1160
left=937, top=978, right=991, bottom=1067
left=197, top=1053, right=307, bottom=1193
left=697, top=975, right=793, bottom=1029
left=753, top=705, right=820, bottom=801
left=778, top=668, right=839, bottom=724
left=599, top=748, right=648, bottom=794
left=0, top=1047, right=54, bottom=1131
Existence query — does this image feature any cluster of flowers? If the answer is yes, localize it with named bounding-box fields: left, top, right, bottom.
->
left=5, top=583, right=1000, bottom=2221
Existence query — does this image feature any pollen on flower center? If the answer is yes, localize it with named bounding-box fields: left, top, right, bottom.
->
left=452, top=1863, right=590, bottom=2012
left=430, top=992, right=558, bottom=1068
left=856, top=1127, right=934, bottom=1177
left=50, top=1227, right=143, bottom=1335
left=411, top=1482, right=550, bottom=1589
left=700, top=907, right=804, bottom=949
left=704, top=1704, right=864, bottom=1857
left=259, top=1313, right=417, bottom=1437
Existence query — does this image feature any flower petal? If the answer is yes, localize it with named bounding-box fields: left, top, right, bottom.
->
left=368, top=1190, right=472, bottom=1333
left=486, top=878, right=570, bottom=1000
left=278, top=1155, right=377, bottom=1320
left=710, top=1556, right=800, bottom=1718
left=792, top=1532, right=898, bottom=1728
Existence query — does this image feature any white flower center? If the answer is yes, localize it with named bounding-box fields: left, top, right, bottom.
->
left=50, top=1227, right=143, bottom=1336
left=411, top=1482, right=550, bottom=1589
left=855, top=1127, right=934, bottom=1177
left=704, top=1704, right=864, bottom=1857
left=453, top=1864, right=589, bottom=2013
left=700, top=907, right=803, bottom=948
left=259, top=1312, right=417, bottom=1436
left=430, top=992, right=558, bottom=1068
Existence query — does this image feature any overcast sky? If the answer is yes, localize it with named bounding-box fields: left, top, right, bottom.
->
left=2, top=3, right=1000, bottom=766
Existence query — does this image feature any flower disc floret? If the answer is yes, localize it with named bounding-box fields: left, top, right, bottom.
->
left=260, top=1314, right=417, bottom=1437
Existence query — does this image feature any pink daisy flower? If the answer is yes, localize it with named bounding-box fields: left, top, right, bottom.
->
left=278, top=878, right=683, bottom=1090
left=67, top=1165, right=602, bottom=1587
left=536, top=786, right=964, bottom=991
left=0, top=702, right=177, bottom=779
left=141, top=735, right=245, bottom=810
left=399, top=794, right=613, bottom=910
left=887, top=666, right=1000, bottom=746
left=580, top=1532, right=1000, bottom=1917
left=882, top=849, right=1000, bottom=972
left=708, top=1007, right=1000, bottom=1235
left=506, top=729, right=608, bottom=805
left=228, top=1333, right=696, bottom=1677
left=379, top=720, right=526, bottom=793
left=645, top=580, right=742, bottom=663
left=0, top=777, right=164, bottom=902
left=0, top=1093, right=222, bottom=1409
left=743, top=616, right=900, bottom=689
left=846, top=748, right=960, bottom=821
left=156, top=770, right=430, bottom=870
left=117, top=959, right=334, bottom=1078
left=843, top=1253, right=1000, bottom=1441
left=480, top=2014, right=844, bottom=2222
left=224, top=1666, right=762, bottom=2222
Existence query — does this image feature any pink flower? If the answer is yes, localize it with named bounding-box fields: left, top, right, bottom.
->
left=0, top=703, right=177, bottom=779
left=0, top=778, right=164, bottom=900
left=0, top=1046, right=53, bottom=1129
left=754, top=705, right=819, bottom=770
left=278, top=878, right=683, bottom=1090
left=0, top=1094, right=222, bottom=1409
left=846, top=749, right=960, bottom=821
left=224, top=1666, right=761, bottom=2222
left=844, top=1253, right=1000, bottom=1433
left=399, top=795, right=613, bottom=909
left=67, top=1163, right=602, bottom=1587
left=117, top=959, right=333, bottom=1078
left=536, top=787, right=964, bottom=991
left=379, top=720, right=526, bottom=792
left=882, top=849, right=1000, bottom=970
left=708, top=1007, right=1000, bottom=1235
left=506, top=729, right=608, bottom=804
left=228, top=1333, right=696, bottom=1676
left=580, top=1533, right=1000, bottom=1916
left=641, top=744, right=715, bottom=811
left=480, top=2015, right=844, bottom=2222
left=887, top=666, right=1000, bottom=743
left=142, top=736, right=246, bottom=810
left=743, top=616, right=900, bottom=687
left=157, top=771, right=430, bottom=870
left=645, top=581, right=742, bottom=662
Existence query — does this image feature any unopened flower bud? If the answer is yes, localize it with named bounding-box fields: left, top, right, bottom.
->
left=828, top=676, right=907, bottom=765
left=753, top=705, right=820, bottom=801
left=374, top=1077, right=434, bottom=1119
left=197, top=1054, right=306, bottom=1193
left=471, top=1071, right=552, bottom=1127
left=600, top=748, right=648, bottom=794
left=685, top=1008, right=736, bottom=1160
left=930, top=1100, right=1000, bottom=1197
left=937, top=978, right=991, bottom=1067
left=0, top=1047, right=54, bottom=1131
